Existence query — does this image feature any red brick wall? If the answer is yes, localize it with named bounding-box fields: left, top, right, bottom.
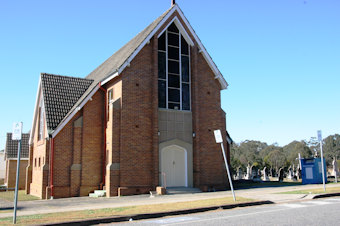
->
left=30, top=95, right=50, bottom=198
left=52, top=91, right=104, bottom=198
left=192, top=49, right=228, bottom=189
left=80, top=91, right=104, bottom=195
left=119, top=39, right=155, bottom=189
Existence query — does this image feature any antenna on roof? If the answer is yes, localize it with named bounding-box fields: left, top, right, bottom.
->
left=171, top=0, right=176, bottom=6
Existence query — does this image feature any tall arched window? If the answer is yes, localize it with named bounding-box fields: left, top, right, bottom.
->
left=158, top=22, right=190, bottom=111
left=38, top=98, right=44, bottom=140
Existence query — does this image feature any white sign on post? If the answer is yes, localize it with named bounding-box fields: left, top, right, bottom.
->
left=214, top=129, right=223, bottom=143
left=317, top=130, right=322, bottom=142
left=12, top=122, right=23, bottom=140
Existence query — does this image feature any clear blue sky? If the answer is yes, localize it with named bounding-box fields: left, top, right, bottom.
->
left=0, top=0, right=339, bottom=149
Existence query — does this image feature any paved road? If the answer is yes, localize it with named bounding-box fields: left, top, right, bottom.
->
left=115, top=197, right=340, bottom=226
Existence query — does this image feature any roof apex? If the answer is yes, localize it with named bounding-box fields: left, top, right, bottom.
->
left=86, top=4, right=228, bottom=89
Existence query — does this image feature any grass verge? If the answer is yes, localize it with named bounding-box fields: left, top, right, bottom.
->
left=0, top=190, right=39, bottom=202
left=0, top=196, right=253, bottom=225
left=278, top=186, right=340, bottom=194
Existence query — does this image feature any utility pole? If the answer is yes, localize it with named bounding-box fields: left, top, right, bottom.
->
left=214, top=130, right=236, bottom=201
left=12, top=122, right=23, bottom=224
left=317, top=130, right=326, bottom=192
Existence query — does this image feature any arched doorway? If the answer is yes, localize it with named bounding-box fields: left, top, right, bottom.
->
left=161, top=145, right=187, bottom=187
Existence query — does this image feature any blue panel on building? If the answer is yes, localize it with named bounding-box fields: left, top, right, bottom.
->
left=301, top=158, right=327, bottom=184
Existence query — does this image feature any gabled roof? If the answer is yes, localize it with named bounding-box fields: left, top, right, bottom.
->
left=40, top=73, right=93, bottom=133
left=86, top=4, right=228, bottom=89
left=5, top=133, right=29, bottom=159
left=38, top=4, right=228, bottom=139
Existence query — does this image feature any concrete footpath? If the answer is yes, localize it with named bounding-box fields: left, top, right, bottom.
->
left=1, top=183, right=340, bottom=223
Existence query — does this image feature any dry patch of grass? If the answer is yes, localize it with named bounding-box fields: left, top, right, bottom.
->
left=0, top=196, right=253, bottom=226
left=0, top=190, right=39, bottom=202
left=279, top=186, right=340, bottom=194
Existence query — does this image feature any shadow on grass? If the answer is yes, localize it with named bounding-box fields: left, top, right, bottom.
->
left=233, top=180, right=302, bottom=190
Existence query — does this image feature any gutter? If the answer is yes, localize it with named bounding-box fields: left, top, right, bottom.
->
left=49, top=136, right=55, bottom=199
left=99, top=82, right=107, bottom=189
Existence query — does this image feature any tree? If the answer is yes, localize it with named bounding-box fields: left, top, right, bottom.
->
left=283, top=141, right=313, bottom=166
left=322, top=134, right=340, bottom=165
left=264, top=148, right=287, bottom=173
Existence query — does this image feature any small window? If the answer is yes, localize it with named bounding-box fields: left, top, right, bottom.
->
left=168, top=23, right=179, bottom=33
left=34, top=158, right=37, bottom=167
left=158, top=33, right=166, bottom=51
left=158, top=52, right=166, bottom=79
left=168, top=88, right=180, bottom=102
left=181, top=56, right=189, bottom=82
left=108, top=89, right=113, bottom=102
left=38, top=157, right=41, bottom=167
left=182, top=84, right=190, bottom=110
left=168, top=60, right=179, bottom=74
left=168, top=33, right=179, bottom=47
left=158, top=80, right=166, bottom=108
left=181, top=36, right=189, bottom=55
left=38, top=104, right=44, bottom=141
left=168, top=47, right=179, bottom=60
left=168, top=74, right=180, bottom=88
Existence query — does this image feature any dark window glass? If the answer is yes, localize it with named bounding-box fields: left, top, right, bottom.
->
left=168, top=46, right=179, bottom=60
left=181, top=56, right=189, bottom=82
left=168, top=33, right=179, bottom=47
left=158, top=52, right=166, bottom=79
left=168, top=88, right=180, bottom=102
left=168, top=102, right=180, bottom=110
left=168, top=23, right=179, bottom=33
left=182, top=83, right=190, bottom=110
left=158, top=80, right=166, bottom=108
left=181, top=36, right=189, bottom=55
left=168, top=74, right=180, bottom=88
left=158, top=33, right=166, bottom=51
left=168, top=60, right=179, bottom=74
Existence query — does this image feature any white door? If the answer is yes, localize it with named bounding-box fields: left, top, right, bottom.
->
left=161, top=146, right=187, bottom=187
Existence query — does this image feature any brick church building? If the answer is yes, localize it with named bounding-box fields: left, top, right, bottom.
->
left=27, top=2, right=230, bottom=199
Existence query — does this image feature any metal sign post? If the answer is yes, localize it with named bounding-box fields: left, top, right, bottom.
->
left=317, top=130, right=326, bottom=192
left=214, top=130, right=236, bottom=201
left=12, top=122, right=23, bottom=224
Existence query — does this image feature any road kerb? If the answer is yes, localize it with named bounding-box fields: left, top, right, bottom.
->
left=40, top=200, right=274, bottom=226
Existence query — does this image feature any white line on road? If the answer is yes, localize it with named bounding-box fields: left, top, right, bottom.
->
left=161, top=198, right=340, bottom=226
left=147, top=216, right=198, bottom=224
left=162, top=208, right=287, bottom=226
left=321, top=198, right=340, bottom=202
left=279, top=203, right=307, bottom=208
left=304, top=201, right=332, bottom=205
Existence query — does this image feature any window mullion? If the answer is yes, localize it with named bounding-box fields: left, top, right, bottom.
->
left=179, top=33, right=182, bottom=110
left=166, top=30, right=168, bottom=109
left=188, top=43, right=191, bottom=111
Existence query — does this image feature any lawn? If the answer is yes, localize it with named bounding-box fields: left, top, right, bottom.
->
left=0, top=196, right=253, bottom=225
left=278, top=186, right=340, bottom=195
left=0, top=190, right=39, bottom=202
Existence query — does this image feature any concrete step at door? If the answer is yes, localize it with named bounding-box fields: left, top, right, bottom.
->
left=89, top=190, right=106, bottom=197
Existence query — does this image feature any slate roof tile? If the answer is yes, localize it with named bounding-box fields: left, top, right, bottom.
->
left=41, top=73, right=93, bottom=132
left=5, top=133, right=29, bottom=159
